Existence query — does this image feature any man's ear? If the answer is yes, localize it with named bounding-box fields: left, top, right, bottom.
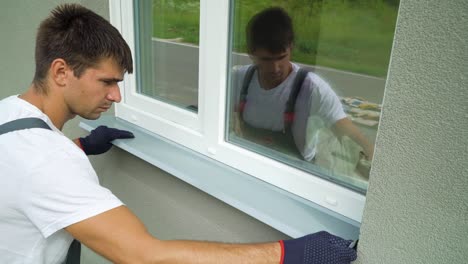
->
left=50, top=58, right=70, bottom=86
left=248, top=49, right=257, bottom=63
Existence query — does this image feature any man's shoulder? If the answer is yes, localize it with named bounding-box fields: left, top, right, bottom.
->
left=0, top=95, right=20, bottom=118
left=300, top=70, right=332, bottom=92
left=8, top=130, right=82, bottom=158
left=0, top=129, right=90, bottom=193
left=1, top=118, right=85, bottom=165
left=232, top=64, right=255, bottom=92
left=233, top=64, right=254, bottom=75
left=0, top=95, right=19, bottom=103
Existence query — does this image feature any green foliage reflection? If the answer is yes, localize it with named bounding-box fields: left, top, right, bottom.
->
left=152, top=0, right=399, bottom=77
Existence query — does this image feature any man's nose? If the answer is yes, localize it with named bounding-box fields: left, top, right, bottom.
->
left=107, top=84, right=122, bottom=103
left=270, top=60, right=281, bottom=72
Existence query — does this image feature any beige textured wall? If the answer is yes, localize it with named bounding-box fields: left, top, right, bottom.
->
left=356, top=0, right=468, bottom=263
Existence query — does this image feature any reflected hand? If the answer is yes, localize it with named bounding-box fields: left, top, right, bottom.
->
left=281, top=231, right=357, bottom=264
left=357, top=151, right=372, bottom=177
left=78, top=126, right=134, bottom=155
left=360, top=150, right=372, bottom=161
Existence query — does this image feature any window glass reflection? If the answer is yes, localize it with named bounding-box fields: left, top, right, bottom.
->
left=227, top=0, right=399, bottom=192
left=136, top=0, right=200, bottom=111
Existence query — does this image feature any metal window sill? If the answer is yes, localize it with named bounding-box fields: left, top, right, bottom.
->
left=80, top=116, right=360, bottom=239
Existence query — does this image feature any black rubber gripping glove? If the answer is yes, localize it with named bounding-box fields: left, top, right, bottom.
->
left=280, top=231, right=357, bottom=264
left=79, top=126, right=134, bottom=155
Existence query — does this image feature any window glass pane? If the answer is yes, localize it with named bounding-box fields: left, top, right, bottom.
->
left=135, top=0, right=200, bottom=111
left=226, top=0, right=399, bottom=193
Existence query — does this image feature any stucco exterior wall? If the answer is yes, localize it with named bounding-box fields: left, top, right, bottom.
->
left=356, top=0, right=468, bottom=263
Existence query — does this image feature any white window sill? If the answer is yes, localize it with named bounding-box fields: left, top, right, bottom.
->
left=80, top=116, right=360, bottom=239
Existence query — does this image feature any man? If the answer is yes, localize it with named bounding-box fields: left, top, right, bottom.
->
left=233, top=7, right=374, bottom=162
left=0, top=4, right=357, bottom=264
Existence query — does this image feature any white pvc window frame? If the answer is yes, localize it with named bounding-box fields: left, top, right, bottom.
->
left=109, top=0, right=366, bottom=223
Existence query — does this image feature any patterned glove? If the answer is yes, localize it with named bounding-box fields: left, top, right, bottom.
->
left=280, top=231, right=357, bottom=264
left=79, top=126, right=134, bottom=155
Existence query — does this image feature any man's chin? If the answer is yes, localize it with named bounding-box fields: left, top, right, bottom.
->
left=79, top=113, right=101, bottom=120
left=269, top=74, right=285, bottom=83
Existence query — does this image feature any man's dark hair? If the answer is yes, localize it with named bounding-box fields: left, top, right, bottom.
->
left=33, top=4, right=133, bottom=92
left=246, top=7, right=294, bottom=54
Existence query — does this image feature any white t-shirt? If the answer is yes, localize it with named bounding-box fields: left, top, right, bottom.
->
left=233, top=63, right=346, bottom=160
left=0, top=95, right=123, bottom=264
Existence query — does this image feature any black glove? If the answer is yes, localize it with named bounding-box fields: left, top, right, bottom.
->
left=281, top=231, right=357, bottom=264
left=79, top=126, right=134, bottom=155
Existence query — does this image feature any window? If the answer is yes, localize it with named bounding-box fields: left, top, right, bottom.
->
left=226, top=1, right=399, bottom=193
left=110, top=0, right=399, bottom=223
left=135, top=0, right=200, bottom=111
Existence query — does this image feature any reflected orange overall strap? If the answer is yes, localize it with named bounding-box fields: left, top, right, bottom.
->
left=0, top=117, right=81, bottom=264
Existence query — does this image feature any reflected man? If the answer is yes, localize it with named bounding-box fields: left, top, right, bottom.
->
left=233, top=7, right=374, bottom=164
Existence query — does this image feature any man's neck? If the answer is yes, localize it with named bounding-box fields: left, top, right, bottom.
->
left=258, top=63, right=293, bottom=90
left=19, top=85, right=72, bottom=130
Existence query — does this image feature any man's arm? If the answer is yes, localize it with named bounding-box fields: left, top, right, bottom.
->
left=65, top=205, right=281, bottom=264
left=66, top=205, right=357, bottom=264
left=331, top=118, right=374, bottom=160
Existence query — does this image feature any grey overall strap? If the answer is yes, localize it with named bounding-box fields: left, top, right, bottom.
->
left=65, top=239, right=81, bottom=264
left=0, top=117, right=51, bottom=135
left=0, top=117, right=81, bottom=264
left=240, top=65, right=257, bottom=104
left=283, top=68, right=309, bottom=132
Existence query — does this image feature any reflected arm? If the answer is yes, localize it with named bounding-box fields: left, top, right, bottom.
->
left=233, top=111, right=244, bottom=136
left=331, top=118, right=374, bottom=160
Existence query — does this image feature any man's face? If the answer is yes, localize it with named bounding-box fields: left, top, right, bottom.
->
left=64, top=57, right=124, bottom=120
left=250, top=46, right=292, bottom=88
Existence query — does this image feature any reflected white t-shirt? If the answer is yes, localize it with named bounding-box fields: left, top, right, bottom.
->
left=0, top=95, right=123, bottom=264
left=233, top=63, right=346, bottom=160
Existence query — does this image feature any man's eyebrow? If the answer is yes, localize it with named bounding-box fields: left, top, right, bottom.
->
left=98, top=77, right=123, bottom=82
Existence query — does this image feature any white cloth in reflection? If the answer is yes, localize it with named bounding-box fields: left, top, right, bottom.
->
left=308, top=116, right=367, bottom=180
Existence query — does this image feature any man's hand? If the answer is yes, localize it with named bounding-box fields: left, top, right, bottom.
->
left=77, top=126, right=134, bottom=155
left=281, top=231, right=357, bottom=264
